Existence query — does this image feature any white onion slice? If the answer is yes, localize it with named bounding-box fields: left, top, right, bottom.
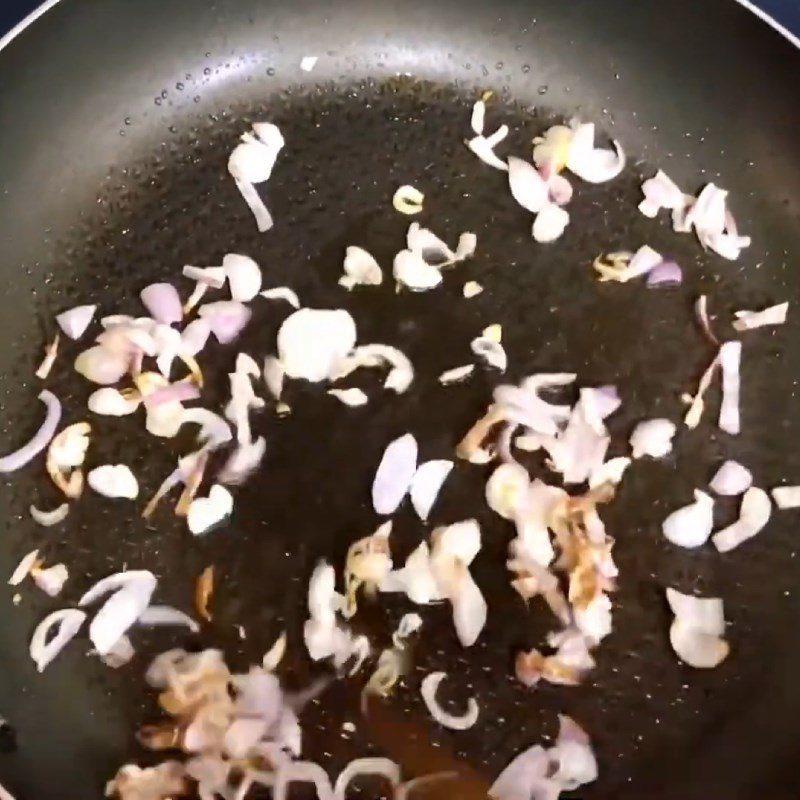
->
left=712, top=486, right=771, bottom=552
left=588, top=456, right=631, bottom=489
left=331, top=344, right=414, bottom=394
left=9, top=549, right=39, bottom=585
left=489, top=744, right=552, bottom=800
left=379, top=542, right=444, bottom=605
left=218, top=436, right=266, bottom=485
left=0, top=390, right=62, bottom=472
left=183, top=265, right=226, bottom=288
left=486, top=462, right=529, bottom=520
left=263, top=356, right=285, bottom=401
left=56, top=304, right=97, bottom=340
left=718, top=341, right=741, bottom=435
left=438, top=364, right=475, bottom=385
left=629, top=418, right=676, bottom=459
left=223, top=253, right=262, bottom=302
left=235, top=178, right=273, bottom=232
left=666, top=588, right=728, bottom=668
left=140, top=283, right=182, bottom=325
left=263, top=632, right=287, bottom=671
left=594, top=244, right=662, bottom=282
left=470, top=99, right=485, bottom=135
left=29, top=502, right=69, bottom=527
left=638, top=170, right=684, bottom=218
left=138, top=604, right=200, bottom=632
left=410, top=460, right=453, bottom=521
left=567, top=123, right=625, bottom=183
left=733, top=301, right=788, bottom=331
left=328, top=388, right=368, bottom=407
left=101, top=635, right=135, bottom=669
left=35, top=333, right=59, bottom=380
left=462, top=281, right=483, bottom=298
left=393, top=249, right=442, bottom=291
left=508, top=156, right=548, bottom=213
left=467, top=132, right=509, bottom=171
left=420, top=672, right=479, bottom=730
left=550, top=715, right=598, bottom=791
left=187, top=484, right=234, bottom=535
left=277, top=308, right=357, bottom=382
left=662, top=490, right=714, bottom=548
left=340, top=246, right=383, bottom=290
left=684, top=354, right=719, bottom=429
left=81, top=571, right=157, bottom=655
left=393, top=612, right=423, bottom=647
left=471, top=335, right=507, bottom=372
left=334, top=758, right=400, bottom=800
left=31, top=563, right=68, bottom=597
left=393, top=185, right=424, bottom=215
left=260, top=286, right=300, bottom=308
left=709, top=460, right=752, bottom=496
left=30, top=608, right=87, bottom=672
left=300, top=55, right=318, bottom=71
left=451, top=570, right=487, bottom=647
left=87, top=464, right=138, bottom=499
left=372, top=434, right=418, bottom=515
left=772, top=485, right=800, bottom=510
left=275, top=762, right=333, bottom=800
left=532, top=203, right=569, bottom=243
left=228, top=124, right=284, bottom=232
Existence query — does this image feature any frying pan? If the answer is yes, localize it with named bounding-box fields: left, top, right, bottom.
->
left=0, top=0, right=799, bottom=798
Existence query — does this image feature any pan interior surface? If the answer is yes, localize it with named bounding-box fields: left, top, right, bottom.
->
left=0, top=2, right=799, bottom=799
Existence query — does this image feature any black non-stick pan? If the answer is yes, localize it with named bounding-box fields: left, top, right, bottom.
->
left=0, top=1, right=799, bottom=798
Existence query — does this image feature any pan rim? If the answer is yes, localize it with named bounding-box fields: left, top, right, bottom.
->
left=0, top=0, right=798, bottom=55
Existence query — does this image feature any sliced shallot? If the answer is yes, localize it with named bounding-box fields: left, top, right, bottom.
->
left=140, top=283, right=182, bottom=325
left=420, top=672, right=479, bottom=730
left=0, top=390, right=61, bottom=473
left=197, top=301, right=252, bottom=344
left=56, top=304, right=97, bottom=340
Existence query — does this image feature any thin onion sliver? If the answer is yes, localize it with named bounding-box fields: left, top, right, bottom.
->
left=420, top=671, right=479, bottom=730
